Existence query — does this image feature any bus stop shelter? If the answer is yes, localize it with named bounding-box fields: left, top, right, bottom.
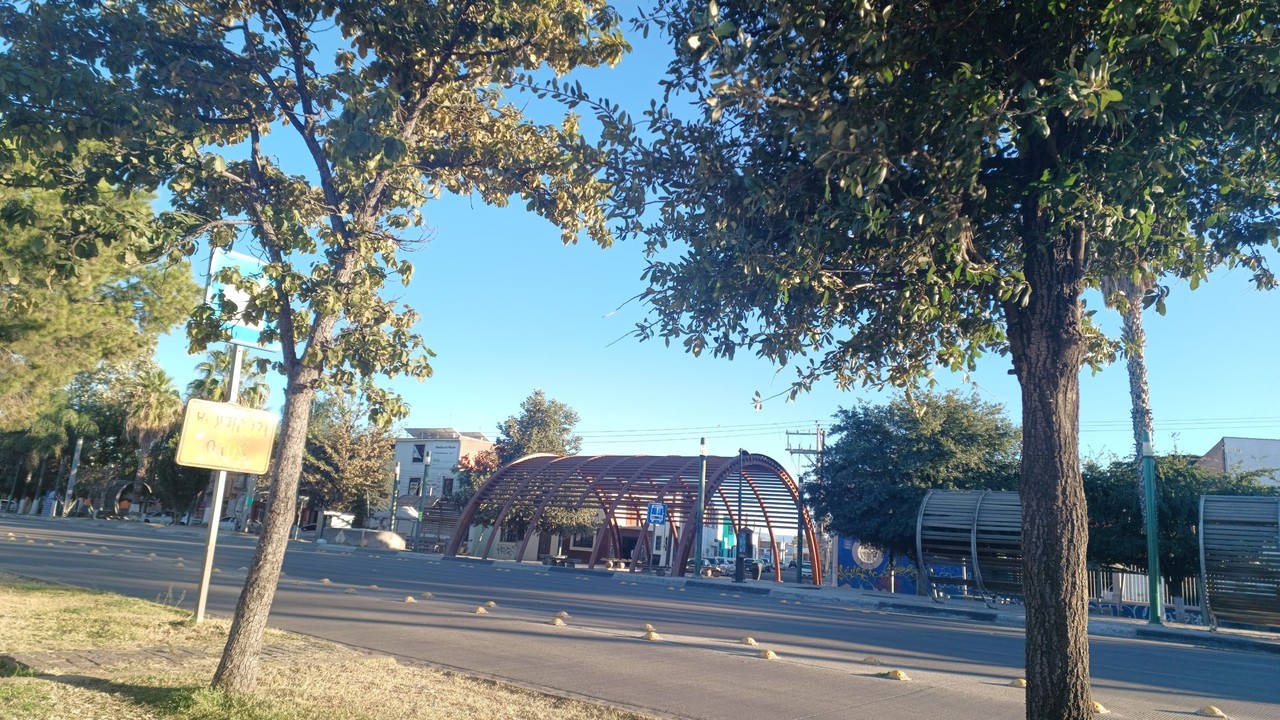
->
left=445, top=452, right=823, bottom=584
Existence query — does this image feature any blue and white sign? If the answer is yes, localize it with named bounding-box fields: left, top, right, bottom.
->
left=647, top=502, right=667, bottom=525
left=206, top=248, right=280, bottom=352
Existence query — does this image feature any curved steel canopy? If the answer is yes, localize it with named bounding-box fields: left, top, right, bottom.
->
left=445, top=453, right=822, bottom=584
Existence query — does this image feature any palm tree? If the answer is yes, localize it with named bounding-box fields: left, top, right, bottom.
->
left=124, top=366, right=183, bottom=514
left=21, top=391, right=95, bottom=514
left=1100, top=274, right=1157, bottom=516
left=187, top=348, right=270, bottom=409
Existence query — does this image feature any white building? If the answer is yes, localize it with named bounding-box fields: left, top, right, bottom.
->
left=1195, top=436, right=1280, bottom=487
left=393, top=428, right=494, bottom=501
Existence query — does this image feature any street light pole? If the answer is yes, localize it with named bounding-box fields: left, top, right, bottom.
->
left=696, top=438, right=707, bottom=577
left=1142, top=432, right=1163, bottom=625
left=734, top=449, right=747, bottom=583
left=413, top=452, right=432, bottom=551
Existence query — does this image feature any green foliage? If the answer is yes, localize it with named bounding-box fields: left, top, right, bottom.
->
left=1084, top=456, right=1279, bottom=590
left=186, top=349, right=271, bottom=410
left=495, top=389, right=583, bottom=465
left=150, top=430, right=210, bottom=519
left=62, top=363, right=144, bottom=499
left=2, top=1, right=630, bottom=689
left=614, top=2, right=1279, bottom=392
left=450, top=450, right=499, bottom=510
left=300, top=388, right=396, bottom=512
left=807, top=391, right=1020, bottom=559
left=611, top=4, right=1280, bottom=711
left=469, top=389, right=597, bottom=538
left=0, top=182, right=198, bottom=433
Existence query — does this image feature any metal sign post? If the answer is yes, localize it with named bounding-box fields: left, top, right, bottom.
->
left=195, top=344, right=242, bottom=624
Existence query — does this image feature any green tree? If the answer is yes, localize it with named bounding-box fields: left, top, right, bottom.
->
left=1, top=0, right=627, bottom=692
left=187, top=348, right=271, bottom=410
left=495, top=389, right=584, bottom=465
left=15, top=390, right=94, bottom=513
left=614, top=3, right=1280, bottom=715
left=300, top=388, right=396, bottom=525
left=149, top=430, right=211, bottom=522
left=809, top=391, right=1020, bottom=560
left=0, top=183, right=199, bottom=433
left=122, top=363, right=183, bottom=513
left=481, top=389, right=596, bottom=539
left=450, top=449, right=500, bottom=510
left=64, top=363, right=142, bottom=506
left=1084, top=455, right=1278, bottom=598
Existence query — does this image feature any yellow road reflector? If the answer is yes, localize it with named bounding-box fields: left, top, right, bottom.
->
left=550, top=617, right=566, bottom=626
left=883, top=669, right=911, bottom=681
left=742, top=637, right=758, bottom=646
left=643, top=630, right=662, bottom=641
left=759, top=649, right=779, bottom=660
left=1092, top=701, right=1109, bottom=715
left=473, top=606, right=488, bottom=614
left=1009, top=678, right=1027, bottom=688
left=404, top=596, right=417, bottom=603
left=1196, top=708, right=1227, bottom=718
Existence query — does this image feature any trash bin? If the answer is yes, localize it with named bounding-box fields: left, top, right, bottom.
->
left=749, top=561, right=763, bottom=581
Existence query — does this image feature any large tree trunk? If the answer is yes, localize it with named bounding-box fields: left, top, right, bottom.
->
left=1006, top=225, right=1092, bottom=720
left=212, top=367, right=318, bottom=693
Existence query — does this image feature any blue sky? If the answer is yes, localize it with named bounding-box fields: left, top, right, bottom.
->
left=152, top=21, right=1280, bottom=480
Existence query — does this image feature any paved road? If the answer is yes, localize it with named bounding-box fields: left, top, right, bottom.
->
left=2, top=516, right=1277, bottom=719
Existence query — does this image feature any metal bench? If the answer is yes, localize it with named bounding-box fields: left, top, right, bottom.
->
left=1199, top=495, right=1280, bottom=629
left=916, top=490, right=1023, bottom=599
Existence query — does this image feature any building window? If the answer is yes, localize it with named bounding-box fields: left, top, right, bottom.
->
left=411, top=444, right=426, bottom=463
left=571, top=532, right=594, bottom=550
left=442, top=477, right=454, bottom=497
left=501, top=524, right=523, bottom=543
left=408, top=478, right=421, bottom=496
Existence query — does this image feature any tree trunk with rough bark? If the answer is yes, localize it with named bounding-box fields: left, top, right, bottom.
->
left=211, top=368, right=318, bottom=693
left=1006, top=224, right=1093, bottom=720
left=1101, top=275, right=1156, bottom=516
left=1120, top=297, right=1154, bottom=514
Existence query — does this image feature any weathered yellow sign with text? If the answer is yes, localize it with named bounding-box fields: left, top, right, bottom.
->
left=175, top=398, right=279, bottom=475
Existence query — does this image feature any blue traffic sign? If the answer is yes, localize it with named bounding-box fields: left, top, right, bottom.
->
left=647, top=502, right=667, bottom=525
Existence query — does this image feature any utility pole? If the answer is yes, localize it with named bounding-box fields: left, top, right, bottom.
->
left=787, top=423, right=824, bottom=585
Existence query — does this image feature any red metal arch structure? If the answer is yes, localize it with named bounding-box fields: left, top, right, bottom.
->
left=444, top=453, right=823, bottom=584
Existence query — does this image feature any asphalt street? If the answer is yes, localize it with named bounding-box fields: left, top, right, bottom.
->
left=2, top=515, right=1277, bottom=719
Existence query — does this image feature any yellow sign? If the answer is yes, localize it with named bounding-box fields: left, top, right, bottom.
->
left=175, top=399, right=279, bottom=475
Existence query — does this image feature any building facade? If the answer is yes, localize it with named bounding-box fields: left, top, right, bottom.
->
left=393, top=428, right=495, bottom=501
left=1195, top=436, right=1280, bottom=487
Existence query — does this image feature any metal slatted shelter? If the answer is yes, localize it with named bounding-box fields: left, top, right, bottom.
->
left=445, top=453, right=823, bottom=584
left=1199, top=495, right=1280, bottom=629
left=916, top=490, right=1023, bottom=598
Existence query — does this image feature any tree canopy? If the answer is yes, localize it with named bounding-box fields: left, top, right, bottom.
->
left=0, top=183, right=198, bottom=433
left=1085, top=455, right=1279, bottom=592
left=495, top=389, right=584, bottom=465
left=0, top=0, right=629, bottom=693
left=613, top=2, right=1280, bottom=716
left=301, top=388, right=396, bottom=520
left=809, top=391, right=1020, bottom=559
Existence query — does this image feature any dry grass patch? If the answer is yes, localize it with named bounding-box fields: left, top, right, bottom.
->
left=0, top=572, right=653, bottom=720
left=0, top=572, right=309, bottom=656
